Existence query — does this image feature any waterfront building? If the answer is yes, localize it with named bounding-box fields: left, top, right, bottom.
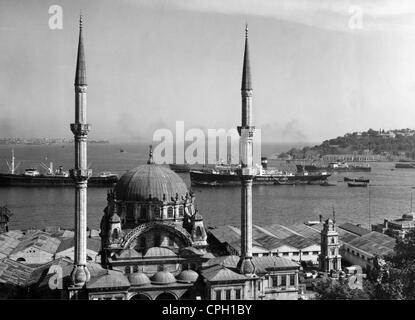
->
left=372, top=212, right=415, bottom=240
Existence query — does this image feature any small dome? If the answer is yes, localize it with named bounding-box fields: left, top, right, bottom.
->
left=114, top=165, right=188, bottom=202
left=402, top=212, right=414, bottom=221
left=150, top=271, right=176, bottom=285
left=144, top=247, right=177, bottom=258
left=176, top=270, right=199, bottom=283
left=128, top=272, right=151, bottom=286
left=192, top=213, right=203, bottom=221
left=110, top=213, right=121, bottom=223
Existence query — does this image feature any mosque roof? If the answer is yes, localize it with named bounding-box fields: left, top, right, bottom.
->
left=115, top=248, right=142, bottom=259
left=87, top=264, right=130, bottom=289
left=114, top=165, right=188, bottom=202
left=176, top=269, right=199, bottom=283
left=144, top=247, right=177, bottom=258
left=150, top=271, right=176, bottom=285
left=201, top=264, right=247, bottom=283
left=128, top=272, right=151, bottom=286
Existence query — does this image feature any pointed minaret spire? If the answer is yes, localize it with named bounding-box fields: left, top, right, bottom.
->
left=237, top=24, right=255, bottom=276
left=241, top=23, right=252, bottom=91
left=75, top=14, right=87, bottom=86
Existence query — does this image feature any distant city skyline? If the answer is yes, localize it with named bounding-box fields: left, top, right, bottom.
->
left=1, top=0, right=415, bottom=143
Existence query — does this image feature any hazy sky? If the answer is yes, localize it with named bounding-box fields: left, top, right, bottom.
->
left=1, top=0, right=415, bottom=143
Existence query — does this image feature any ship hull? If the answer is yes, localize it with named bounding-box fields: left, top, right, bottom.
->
left=395, top=163, right=415, bottom=169
left=190, top=170, right=330, bottom=186
left=296, top=165, right=371, bottom=172
left=0, top=173, right=118, bottom=187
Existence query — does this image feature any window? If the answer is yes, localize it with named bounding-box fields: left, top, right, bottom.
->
left=179, top=206, right=184, bottom=217
left=225, top=290, right=231, bottom=300
left=235, top=289, right=241, bottom=300
left=283, top=252, right=289, bottom=256
left=331, top=237, right=335, bottom=244
left=289, top=274, right=295, bottom=286
left=167, top=207, right=174, bottom=218
left=215, top=290, right=221, bottom=300
left=313, top=251, right=319, bottom=255
left=280, top=275, right=286, bottom=287
left=293, top=252, right=299, bottom=256
left=154, top=207, right=160, bottom=218
left=196, top=226, right=203, bottom=237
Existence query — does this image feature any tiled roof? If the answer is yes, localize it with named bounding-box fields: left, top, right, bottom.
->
left=0, top=258, right=36, bottom=286
left=3, top=230, right=24, bottom=240
left=282, top=234, right=317, bottom=250
left=56, top=237, right=101, bottom=254
left=201, top=264, right=247, bottom=283
left=11, top=231, right=61, bottom=255
left=252, top=256, right=300, bottom=274
left=345, top=232, right=395, bottom=257
left=28, top=257, right=73, bottom=287
left=0, top=234, right=20, bottom=256
left=339, top=223, right=371, bottom=236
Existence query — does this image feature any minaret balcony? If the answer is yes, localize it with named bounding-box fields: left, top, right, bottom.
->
left=71, top=123, right=91, bottom=136
left=70, top=169, right=92, bottom=180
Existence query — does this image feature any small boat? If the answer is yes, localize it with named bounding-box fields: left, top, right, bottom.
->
left=347, top=182, right=368, bottom=187
left=120, top=149, right=125, bottom=153
left=320, top=181, right=336, bottom=186
left=344, top=176, right=369, bottom=183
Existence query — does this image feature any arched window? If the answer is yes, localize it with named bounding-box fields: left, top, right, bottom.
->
left=154, top=206, right=160, bottom=218
left=178, top=206, right=184, bottom=217
left=331, top=237, right=335, bottom=244
left=125, top=266, right=131, bottom=274
left=196, top=226, right=203, bottom=237
left=167, top=207, right=174, bottom=218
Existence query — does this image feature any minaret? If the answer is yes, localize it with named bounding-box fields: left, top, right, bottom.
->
left=70, top=15, right=91, bottom=288
left=237, top=25, right=255, bottom=275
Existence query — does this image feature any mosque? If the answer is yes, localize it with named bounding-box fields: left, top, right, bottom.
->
left=61, top=17, right=300, bottom=300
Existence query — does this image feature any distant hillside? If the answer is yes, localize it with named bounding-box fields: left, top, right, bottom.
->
left=283, top=129, right=415, bottom=160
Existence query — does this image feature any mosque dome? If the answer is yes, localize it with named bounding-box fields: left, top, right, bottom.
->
left=402, top=212, right=414, bottom=221
left=150, top=271, right=176, bottom=285
left=176, top=270, right=199, bottom=283
left=114, top=165, right=188, bottom=202
left=128, top=272, right=151, bottom=286
left=144, top=247, right=177, bottom=258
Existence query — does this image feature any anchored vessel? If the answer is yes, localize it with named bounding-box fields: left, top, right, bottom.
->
left=296, top=161, right=371, bottom=173
left=190, top=166, right=331, bottom=186
left=0, top=153, right=118, bottom=187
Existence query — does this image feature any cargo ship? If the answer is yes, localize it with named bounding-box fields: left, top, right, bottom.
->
left=296, top=161, right=371, bottom=173
left=0, top=150, right=118, bottom=187
left=190, top=166, right=331, bottom=186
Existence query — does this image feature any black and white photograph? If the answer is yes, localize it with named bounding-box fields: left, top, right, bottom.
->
left=1, top=0, right=415, bottom=310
